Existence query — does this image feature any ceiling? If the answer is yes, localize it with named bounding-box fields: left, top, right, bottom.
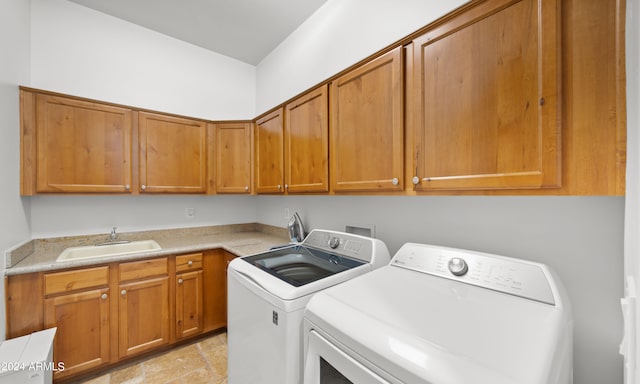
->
left=68, top=0, right=328, bottom=65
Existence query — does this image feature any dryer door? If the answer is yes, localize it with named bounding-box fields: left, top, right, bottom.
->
left=304, top=331, right=400, bottom=384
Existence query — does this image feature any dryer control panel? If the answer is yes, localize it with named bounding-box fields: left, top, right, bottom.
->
left=392, top=243, right=556, bottom=305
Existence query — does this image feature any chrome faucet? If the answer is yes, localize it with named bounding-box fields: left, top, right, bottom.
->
left=96, top=226, right=130, bottom=246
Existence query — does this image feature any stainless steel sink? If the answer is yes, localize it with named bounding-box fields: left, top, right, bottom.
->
left=56, top=240, right=162, bottom=262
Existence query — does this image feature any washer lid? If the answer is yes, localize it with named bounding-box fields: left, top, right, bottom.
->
left=305, top=264, right=572, bottom=384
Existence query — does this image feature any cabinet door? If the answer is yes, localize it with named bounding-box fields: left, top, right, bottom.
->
left=330, top=47, right=404, bottom=192
left=285, top=85, right=329, bottom=193
left=411, top=0, right=560, bottom=190
left=176, top=270, right=203, bottom=339
left=139, top=112, right=208, bottom=193
left=118, top=276, right=169, bottom=358
left=202, top=249, right=227, bottom=332
left=44, top=288, right=110, bottom=379
left=255, top=108, right=285, bottom=194
left=35, top=95, right=132, bottom=193
left=214, top=122, right=252, bottom=194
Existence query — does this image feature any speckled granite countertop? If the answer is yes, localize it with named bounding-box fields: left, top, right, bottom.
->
left=5, top=223, right=290, bottom=276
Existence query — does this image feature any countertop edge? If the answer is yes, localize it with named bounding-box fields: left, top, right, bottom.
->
left=5, top=223, right=290, bottom=276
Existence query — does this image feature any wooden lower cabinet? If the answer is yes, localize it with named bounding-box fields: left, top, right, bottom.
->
left=118, top=276, right=170, bottom=358
left=176, top=270, right=203, bottom=339
left=5, top=249, right=233, bottom=382
left=44, top=288, right=110, bottom=380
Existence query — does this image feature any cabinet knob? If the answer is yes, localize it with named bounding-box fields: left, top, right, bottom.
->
left=120, top=289, right=127, bottom=296
left=391, top=178, right=399, bottom=186
left=244, top=186, right=249, bottom=192
left=178, top=278, right=184, bottom=284
left=285, top=184, right=289, bottom=190
left=188, top=260, right=193, bottom=266
left=141, top=184, right=147, bottom=191
left=277, top=184, right=281, bottom=190
left=125, top=184, right=130, bottom=190
left=101, top=293, right=108, bottom=300
left=412, top=176, right=420, bottom=185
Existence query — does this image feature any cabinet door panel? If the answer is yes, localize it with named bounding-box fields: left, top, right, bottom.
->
left=176, top=270, right=203, bottom=339
left=203, top=250, right=228, bottom=332
left=139, top=112, right=207, bottom=193
left=118, top=276, right=169, bottom=358
left=285, top=85, right=329, bottom=193
left=44, top=288, right=110, bottom=379
left=413, top=0, right=560, bottom=190
left=331, top=47, right=404, bottom=191
left=215, top=123, right=252, bottom=194
left=35, top=95, right=132, bottom=193
left=255, top=109, right=285, bottom=193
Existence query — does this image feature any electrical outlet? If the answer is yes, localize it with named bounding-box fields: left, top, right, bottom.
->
left=186, top=208, right=195, bottom=218
left=284, top=207, right=290, bottom=220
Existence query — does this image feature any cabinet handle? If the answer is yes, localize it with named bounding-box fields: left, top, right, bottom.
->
left=101, top=293, right=108, bottom=300
left=277, top=184, right=282, bottom=190
left=125, top=184, right=130, bottom=190
left=412, top=176, right=420, bottom=185
left=188, top=260, right=193, bottom=266
left=391, top=178, right=399, bottom=186
left=141, top=184, right=147, bottom=190
left=244, top=186, right=249, bottom=192
left=120, top=289, right=127, bottom=296
left=285, top=184, right=289, bottom=190
left=178, top=278, right=184, bottom=284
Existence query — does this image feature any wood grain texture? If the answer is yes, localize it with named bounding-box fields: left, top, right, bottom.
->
left=412, top=0, right=561, bottom=190
left=175, top=253, right=203, bottom=273
left=44, top=266, right=109, bottom=296
left=202, top=249, right=228, bottom=332
left=34, top=94, right=133, bottom=193
left=214, top=122, right=253, bottom=194
left=330, top=46, right=404, bottom=192
left=119, top=257, right=168, bottom=282
left=6, top=273, right=43, bottom=338
left=175, top=270, right=203, bottom=339
left=255, top=108, right=285, bottom=193
left=44, top=287, right=110, bottom=379
left=138, top=112, right=207, bottom=193
left=118, top=276, right=170, bottom=358
left=285, top=85, right=329, bottom=193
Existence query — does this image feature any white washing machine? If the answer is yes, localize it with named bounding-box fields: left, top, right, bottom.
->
left=303, top=242, right=573, bottom=384
left=227, top=229, right=390, bottom=384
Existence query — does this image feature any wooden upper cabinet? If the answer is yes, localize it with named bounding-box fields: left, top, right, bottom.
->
left=285, top=85, right=329, bottom=193
left=213, top=122, right=252, bottom=194
left=30, top=93, right=133, bottom=193
left=139, top=112, right=208, bottom=193
left=330, top=46, right=404, bottom=192
left=411, top=0, right=561, bottom=191
left=255, top=108, right=285, bottom=194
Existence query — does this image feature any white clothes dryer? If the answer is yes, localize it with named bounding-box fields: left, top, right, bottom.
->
left=303, top=242, right=573, bottom=384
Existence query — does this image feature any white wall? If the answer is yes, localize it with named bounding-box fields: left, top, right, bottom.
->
left=29, top=195, right=257, bottom=238
left=255, top=0, right=625, bottom=382
left=257, top=195, right=624, bottom=384
left=31, top=0, right=256, bottom=121
left=24, top=0, right=260, bottom=240
left=0, top=0, right=32, bottom=341
left=624, top=0, right=640, bottom=382
left=255, top=0, right=469, bottom=114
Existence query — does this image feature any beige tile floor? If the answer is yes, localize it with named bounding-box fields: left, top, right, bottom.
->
left=76, top=332, right=228, bottom=384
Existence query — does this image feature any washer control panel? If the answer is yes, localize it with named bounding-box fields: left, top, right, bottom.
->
left=303, top=230, right=373, bottom=262
left=392, top=243, right=556, bottom=305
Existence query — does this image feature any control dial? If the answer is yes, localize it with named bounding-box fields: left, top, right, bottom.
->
left=328, top=237, right=341, bottom=249
left=448, top=257, right=469, bottom=276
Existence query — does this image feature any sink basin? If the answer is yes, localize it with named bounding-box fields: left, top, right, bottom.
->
left=56, top=240, right=162, bottom=262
